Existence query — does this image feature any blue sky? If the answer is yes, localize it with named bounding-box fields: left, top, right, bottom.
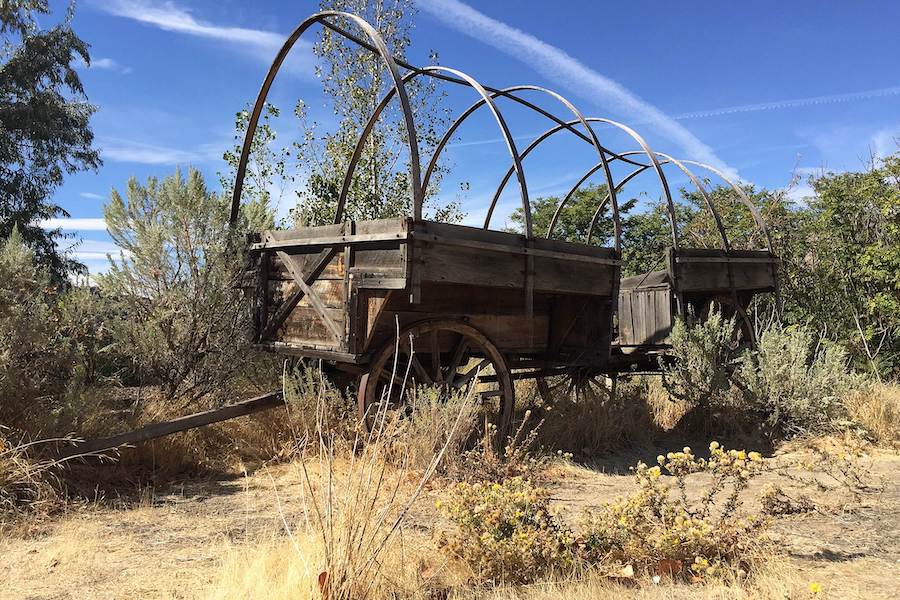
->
left=45, top=0, right=900, bottom=273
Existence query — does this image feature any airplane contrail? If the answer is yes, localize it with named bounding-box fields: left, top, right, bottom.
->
left=416, top=0, right=740, bottom=179
left=675, top=85, right=900, bottom=120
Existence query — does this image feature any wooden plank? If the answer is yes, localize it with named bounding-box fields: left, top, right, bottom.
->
left=268, top=279, right=345, bottom=309
left=419, top=242, right=524, bottom=289
left=532, top=257, right=614, bottom=295
left=253, top=343, right=363, bottom=363
left=370, top=311, right=549, bottom=353
left=411, top=231, right=621, bottom=266
left=277, top=250, right=343, bottom=343
left=261, top=248, right=337, bottom=341
left=268, top=250, right=344, bottom=281
left=57, top=391, right=284, bottom=459
left=251, top=231, right=408, bottom=251
left=675, top=256, right=779, bottom=264
left=279, top=306, right=345, bottom=346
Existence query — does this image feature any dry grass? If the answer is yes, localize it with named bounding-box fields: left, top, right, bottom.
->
left=845, top=382, right=900, bottom=446
left=449, top=560, right=815, bottom=600
left=523, top=376, right=691, bottom=457
left=0, top=429, right=67, bottom=531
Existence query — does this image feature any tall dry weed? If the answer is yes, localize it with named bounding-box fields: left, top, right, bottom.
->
left=844, top=382, right=900, bottom=446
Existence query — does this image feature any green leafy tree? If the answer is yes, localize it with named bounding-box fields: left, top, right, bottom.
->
left=508, top=183, right=636, bottom=245
left=0, top=227, right=69, bottom=426
left=99, top=169, right=273, bottom=410
left=290, top=0, right=462, bottom=225
left=621, top=202, right=695, bottom=277
left=798, top=154, right=900, bottom=376
left=680, top=185, right=781, bottom=251
left=0, top=1, right=100, bottom=281
left=221, top=102, right=281, bottom=229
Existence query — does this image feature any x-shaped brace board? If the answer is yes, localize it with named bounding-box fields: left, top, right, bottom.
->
left=260, top=247, right=341, bottom=343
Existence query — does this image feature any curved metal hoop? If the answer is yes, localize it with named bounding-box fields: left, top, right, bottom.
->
left=577, top=153, right=771, bottom=252
left=507, top=87, right=621, bottom=250
left=484, top=117, right=674, bottom=248
left=578, top=151, right=731, bottom=250
left=228, top=11, right=423, bottom=225
left=678, top=160, right=774, bottom=252
left=337, top=66, right=533, bottom=235
left=653, top=152, right=730, bottom=251
left=547, top=119, right=675, bottom=247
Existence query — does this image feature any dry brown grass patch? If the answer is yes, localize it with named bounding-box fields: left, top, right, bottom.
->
left=845, top=382, right=900, bottom=446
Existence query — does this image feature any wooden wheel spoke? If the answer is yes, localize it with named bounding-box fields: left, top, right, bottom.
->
left=445, top=335, right=469, bottom=387
left=430, top=330, right=442, bottom=384
left=452, top=358, right=490, bottom=389
left=409, top=353, right=433, bottom=386
left=399, top=342, right=433, bottom=385
left=359, top=320, right=514, bottom=444
left=376, top=368, right=406, bottom=388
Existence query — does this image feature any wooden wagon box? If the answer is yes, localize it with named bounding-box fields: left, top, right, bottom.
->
left=617, top=247, right=779, bottom=348
left=246, top=217, right=621, bottom=369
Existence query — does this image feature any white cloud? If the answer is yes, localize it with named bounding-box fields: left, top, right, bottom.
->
left=92, top=57, right=132, bottom=74
left=417, top=0, right=739, bottom=180
left=80, top=192, right=106, bottom=200
left=97, top=0, right=313, bottom=74
left=871, top=126, right=900, bottom=159
left=100, top=138, right=203, bottom=165
left=59, top=239, right=129, bottom=261
left=40, top=218, right=108, bottom=231
left=75, top=56, right=133, bottom=74
left=803, top=124, right=900, bottom=171
left=785, top=182, right=815, bottom=205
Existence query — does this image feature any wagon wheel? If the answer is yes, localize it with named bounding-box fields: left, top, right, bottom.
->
left=357, top=320, right=515, bottom=444
left=535, top=368, right=612, bottom=405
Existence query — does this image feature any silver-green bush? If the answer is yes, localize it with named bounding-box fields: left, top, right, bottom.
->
left=736, top=327, right=858, bottom=437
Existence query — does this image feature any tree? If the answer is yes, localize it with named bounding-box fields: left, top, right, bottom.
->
left=508, top=183, right=635, bottom=245
left=289, top=0, right=462, bottom=226
left=798, top=154, right=900, bottom=376
left=99, top=169, right=273, bottom=410
left=0, top=1, right=100, bottom=281
left=221, top=102, right=281, bottom=229
left=621, top=202, right=694, bottom=277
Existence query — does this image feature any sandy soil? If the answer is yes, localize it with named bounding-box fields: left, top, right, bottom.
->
left=2, top=443, right=897, bottom=599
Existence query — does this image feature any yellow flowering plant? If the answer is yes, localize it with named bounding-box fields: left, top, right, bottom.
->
left=437, top=476, right=576, bottom=584
left=579, top=441, right=770, bottom=579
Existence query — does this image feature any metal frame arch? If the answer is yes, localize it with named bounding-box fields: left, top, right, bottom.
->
left=228, top=11, right=423, bottom=225
left=585, top=161, right=655, bottom=245
left=652, top=152, right=731, bottom=251
left=427, top=86, right=623, bottom=250
left=577, top=150, right=731, bottom=250
left=422, top=88, right=649, bottom=194
left=506, top=87, right=621, bottom=250
left=336, top=66, right=533, bottom=235
left=512, top=118, right=675, bottom=248
left=678, top=160, right=774, bottom=252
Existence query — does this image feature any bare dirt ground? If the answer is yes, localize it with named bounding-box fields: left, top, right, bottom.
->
left=2, top=442, right=898, bottom=599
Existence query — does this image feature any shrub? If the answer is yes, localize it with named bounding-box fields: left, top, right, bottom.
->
left=0, top=228, right=72, bottom=429
left=529, top=377, right=664, bottom=456
left=387, top=384, right=477, bottom=471
left=295, top=384, right=470, bottom=600
left=437, top=477, right=576, bottom=584
left=660, top=309, right=738, bottom=408
left=282, top=363, right=358, bottom=452
left=449, top=411, right=564, bottom=483
left=735, top=327, right=858, bottom=437
left=580, top=442, right=769, bottom=578
left=98, top=168, right=272, bottom=411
